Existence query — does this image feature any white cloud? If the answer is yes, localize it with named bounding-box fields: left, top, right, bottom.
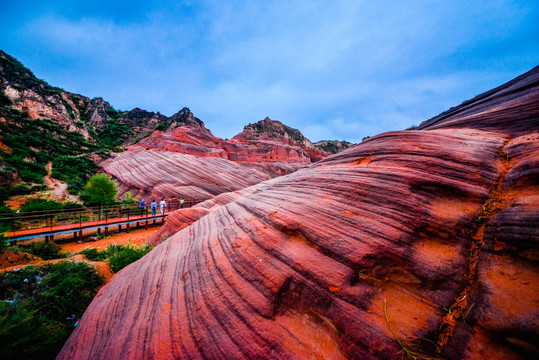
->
left=4, top=0, right=536, bottom=143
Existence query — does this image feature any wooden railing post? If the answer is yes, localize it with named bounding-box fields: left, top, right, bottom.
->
left=105, top=210, right=109, bottom=236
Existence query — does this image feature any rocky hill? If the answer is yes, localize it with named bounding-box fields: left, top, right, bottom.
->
left=102, top=116, right=330, bottom=201
left=58, top=67, right=539, bottom=359
left=314, top=140, right=355, bottom=154
left=0, top=50, right=331, bottom=203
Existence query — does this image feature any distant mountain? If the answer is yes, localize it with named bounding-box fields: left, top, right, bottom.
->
left=0, top=49, right=337, bottom=203
left=313, top=140, right=355, bottom=154
left=104, top=116, right=330, bottom=201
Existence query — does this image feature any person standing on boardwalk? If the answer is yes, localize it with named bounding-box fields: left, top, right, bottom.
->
left=159, top=198, right=166, bottom=215
left=151, top=199, right=157, bottom=216
left=180, top=198, right=185, bottom=208
left=139, top=199, right=146, bottom=216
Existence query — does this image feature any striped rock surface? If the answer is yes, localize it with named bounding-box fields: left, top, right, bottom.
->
left=101, top=149, right=304, bottom=201
left=59, top=68, right=539, bottom=359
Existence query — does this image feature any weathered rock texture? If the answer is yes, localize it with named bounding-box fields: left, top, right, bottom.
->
left=131, top=116, right=327, bottom=164
left=59, top=68, right=539, bottom=359
left=100, top=149, right=301, bottom=201
left=104, top=117, right=330, bottom=200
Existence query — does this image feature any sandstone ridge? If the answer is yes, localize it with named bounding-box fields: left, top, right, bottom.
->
left=59, top=67, right=539, bottom=359
left=103, top=117, right=330, bottom=201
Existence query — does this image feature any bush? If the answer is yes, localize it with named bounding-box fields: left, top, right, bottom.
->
left=0, top=205, right=20, bottom=233
left=120, top=191, right=139, bottom=205
left=0, top=235, right=8, bottom=252
left=0, top=260, right=103, bottom=359
left=78, top=248, right=106, bottom=261
left=9, top=183, right=32, bottom=196
left=106, top=243, right=152, bottom=272
left=61, top=201, right=84, bottom=210
left=51, top=156, right=97, bottom=185
left=77, top=243, right=152, bottom=272
left=17, top=241, right=69, bottom=260
left=20, top=199, right=64, bottom=213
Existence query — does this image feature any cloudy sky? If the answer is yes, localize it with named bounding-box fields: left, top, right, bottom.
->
left=1, top=1, right=537, bottom=142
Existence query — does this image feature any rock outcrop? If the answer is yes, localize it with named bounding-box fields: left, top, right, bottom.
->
left=314, top=140, right=355, bottom=154
left=1, top=50, right=331, bottom=200
left=59, top=66, right=539, bottom=360
left=104, top=117, right=330, bottom=200
left=100, top=149, right=301, bottom=202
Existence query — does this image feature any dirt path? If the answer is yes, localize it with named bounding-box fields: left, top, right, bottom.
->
left=60, top=227, right=159, bottom=253
left=44, top=161, right=77, bottom=202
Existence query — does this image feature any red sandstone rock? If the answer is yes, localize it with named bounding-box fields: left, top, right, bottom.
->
left=106, top=117, right=329, bottom=201
left=100, top=149, right=297, bottom=202
left=59, top=69, right=539, bottom=359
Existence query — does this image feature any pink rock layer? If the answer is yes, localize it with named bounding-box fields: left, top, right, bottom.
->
left=105, top=118, right=329, bottom=201
left=59, top=67, right=539, bottom=359
left=100, top=149, right=304, bottom=202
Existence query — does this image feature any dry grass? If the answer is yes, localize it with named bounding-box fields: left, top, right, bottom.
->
left=383, top=299, right=439, bottom=360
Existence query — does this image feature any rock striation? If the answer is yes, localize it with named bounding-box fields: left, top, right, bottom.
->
left=59, top=68, right=539, bottom=359
left=100, top=149, right=301, bottom=202
left=104, top=117, right=330, bottom=200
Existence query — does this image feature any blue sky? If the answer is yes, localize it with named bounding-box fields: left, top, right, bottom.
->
left=1, top=1, right=538, bottom=143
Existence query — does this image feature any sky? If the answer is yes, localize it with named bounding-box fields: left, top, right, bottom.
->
left=1, top=1, right=538, bottom=143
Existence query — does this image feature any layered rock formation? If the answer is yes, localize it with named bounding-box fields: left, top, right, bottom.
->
left=100, top=149, right=300, bottom=201
left=59, top=67, right=539, bottom=359
left=104, top=117, right=329, bottom=200
left=1, top=50, right=330, bottom=200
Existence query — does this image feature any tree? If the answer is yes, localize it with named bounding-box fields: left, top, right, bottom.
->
left=82, top=174, right=118, bottom=218
left=120, top=191, right=140, bottom=206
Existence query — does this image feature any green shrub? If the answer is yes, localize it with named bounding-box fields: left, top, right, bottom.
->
left=0, top=205, right=20, bottom=233
left=17, top=241, right=69, bottom=260
left=120, top=191, right=139, bottom=205
left=155, top=123, right=167, bottom=131
left=0, top=235, right=8, bottom=252
left=78, top=247, right=106, bottom=261
left=60, top=201, right=84, bottom=210
left=95, top=117, right=131, bottom=149
left=20, top=199, right=64, bottom=213
left=77, top=243, right=152, bottom=272
left=0, top=260, right=103, bottom=359
left=51, top=155, right=98, bottom=185
left=106, top=243, right=152, bottom=272
left=0, top=91, right=12, bottom=106
left=9, top=183, right=32, bottom=196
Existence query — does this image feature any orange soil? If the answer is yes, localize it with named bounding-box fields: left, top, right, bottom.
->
left=1, top=227, right=159, bottom=286
left=59, top=226, right=159, bottom=253
left=0, top=138, right=10, bottom=152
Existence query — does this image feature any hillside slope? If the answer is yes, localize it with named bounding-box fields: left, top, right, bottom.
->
left=59, top=67, right=539, bottom=359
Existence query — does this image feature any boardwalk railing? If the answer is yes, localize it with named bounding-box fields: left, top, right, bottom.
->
left=1, top=198, right=203, bottom=242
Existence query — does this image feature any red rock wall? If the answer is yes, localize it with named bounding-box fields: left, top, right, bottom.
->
left=100, top=150, right=303, bottom=202
left=59, top=69, right=539, bottom=359
left=60, top=125, right=537, bottom=359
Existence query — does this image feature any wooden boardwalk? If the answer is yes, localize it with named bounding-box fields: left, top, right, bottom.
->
left=7, top=212, right=169, bottom=242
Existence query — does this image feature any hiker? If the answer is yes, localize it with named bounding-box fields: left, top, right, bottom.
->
left=151, top=199, right=157, bottom=216
left=180, top=198, right=185, bottom=208
left=139, top=199, right=146, bottom=216
left=159, top=198, right=166, bottom=215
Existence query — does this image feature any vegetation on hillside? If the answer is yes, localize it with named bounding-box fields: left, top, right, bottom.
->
left=94, top=106, right=131, bottom=151
left=0, top=106, right=100, bottom=201
left=314, top=140, right=354, bottom=154
left=79, top=242, right=153, bottom=273
left=0, top=261, right=103, bottom=360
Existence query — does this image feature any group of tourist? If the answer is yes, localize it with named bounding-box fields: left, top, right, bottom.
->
left=138, top=197, right=185, bottom=216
